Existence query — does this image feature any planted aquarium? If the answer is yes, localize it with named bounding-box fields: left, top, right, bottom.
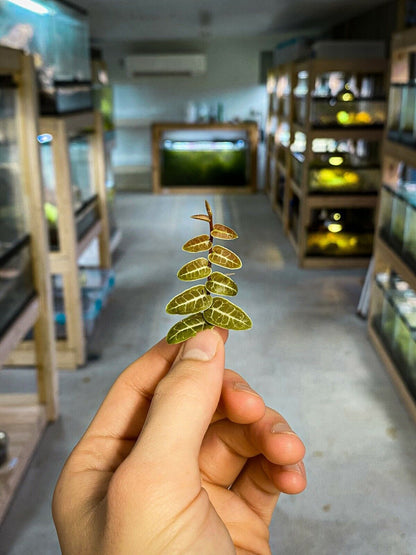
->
left=0, top=79, right=35, bottom=337
left=0, top=0, right=92, bottom=113
left=306, top=207, right=375, bottom=257
left=39, top=132, right=99, bottom=250
left=161, top=136, right=249, bottom=187
left=291, top=138, right=380, bottom=193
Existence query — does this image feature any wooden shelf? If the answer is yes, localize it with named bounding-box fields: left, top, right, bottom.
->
left=368, top=29, right=416, bottom=425
left=293, top=122, right=384, bottom=141
left=306, top=194, right=378, bottom=208
left=9, top=111, right=112, bottom=370
left=375, top=236, right=416, bottom=290
left=384, top=139, right=416, bottom=168
left=0, top=396, right=47, bottom=523
left=265, top=55, right=387, bottom=269
left=0, top=46, right=58, bottom=524
left=368, top=324, right=416, bottom=424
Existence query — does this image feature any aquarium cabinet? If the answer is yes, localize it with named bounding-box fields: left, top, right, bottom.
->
left=8, top=110, right=111, bottom=369
left=0, top=46, right=57, bottom=523
left=369, top=27, right=416, bottom=423
left=152, top=122, right=259, bottom=194
left=265, top=56, right=386, bottom=268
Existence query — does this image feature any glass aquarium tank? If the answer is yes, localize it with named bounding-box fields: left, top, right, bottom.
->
left=39, top=132, right=99, bottom=250
left=379, top=185, right=395, bottom=242
left=0, top=0, right=92, bottom=113
left=0, top=76, right=36, bottom=337
left=387, top=84, right=403, bottom=142
left=398, top=84, right=416, bottom=146
left=291, top=137, right=380, bottom=193
left=306, top=207, right=375, bottom=257
left=160, top=133, right=250, bottom=187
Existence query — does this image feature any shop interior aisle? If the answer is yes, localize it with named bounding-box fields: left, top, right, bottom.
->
left=1, top=193, right=416, bottom=554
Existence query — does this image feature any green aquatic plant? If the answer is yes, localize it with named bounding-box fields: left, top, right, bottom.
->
left=166, top=200, right=252, bottom=344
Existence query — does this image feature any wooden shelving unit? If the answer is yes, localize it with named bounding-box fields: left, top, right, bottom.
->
left=0, top=46, right=58, bottom=523
left=265, top=57, right=387, bottom=268
left=7, top=110, right=111, bottom=370
left=368, top=28, right=416, bottom=423
left=151, top=122, right=258, bottom=194
left=265, top=64, right=294, bottom=228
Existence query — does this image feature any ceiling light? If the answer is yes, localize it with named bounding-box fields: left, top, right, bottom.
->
left=8, top=0, right=48, bottom=15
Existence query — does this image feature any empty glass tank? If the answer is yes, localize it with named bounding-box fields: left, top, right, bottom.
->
left=306, top=207, right=375, bottom=257
left=0, top=76, right=35, bottom=336
left=39, top=132, right=99, bottom=249
left=0, top=0, right=92, bottom=113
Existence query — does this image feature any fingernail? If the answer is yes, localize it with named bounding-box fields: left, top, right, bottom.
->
left=233, top=382, right=262, bottom=398
left=282, top=463, right=303, bottom=475
left=181, top=329, right=220, bottom=362
left=271, top=422, right=296, bottom=435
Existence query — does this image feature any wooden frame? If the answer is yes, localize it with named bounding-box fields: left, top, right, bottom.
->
left=0, top=46, right=58, bottom=523
left=151, top=122, right=258, bottom=194
left=265, top=57, right=387, bottom=268
left=7, top=111, right=111, bottom=370
left=368, top=27, right=416, bottom=423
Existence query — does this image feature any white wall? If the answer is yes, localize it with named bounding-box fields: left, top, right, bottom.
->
left=101, top=35, right=293, bottom=187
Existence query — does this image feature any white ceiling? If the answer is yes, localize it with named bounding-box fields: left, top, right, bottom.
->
left=74, top=0, right=390, bottom=43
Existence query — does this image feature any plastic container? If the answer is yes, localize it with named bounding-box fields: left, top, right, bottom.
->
left=53, top=286, right=102, bottom=339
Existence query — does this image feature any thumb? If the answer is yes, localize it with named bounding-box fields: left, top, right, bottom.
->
left=131, top=328, right=225, bottom=466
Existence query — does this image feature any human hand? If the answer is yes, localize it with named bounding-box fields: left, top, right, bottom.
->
left=53, top=329, right=306, bottom=554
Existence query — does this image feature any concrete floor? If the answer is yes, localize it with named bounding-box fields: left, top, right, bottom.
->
left=1, top=193, right=416, bottom=554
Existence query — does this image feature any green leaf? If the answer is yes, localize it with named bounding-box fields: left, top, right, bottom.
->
left=208, top=245, right=242, bottom=270
left=177, top=258, right=211, bottom=281
left=203, top=298, right=252, bottom=330
left=182, top=234, right=212, bottom=253
left=191, top=214, right=210, bottom=222
left=166, top=313, right=214, bottom=344
left=211, top=224, right=238, bottom=240
left=166, top=285, right=213, bottom=315
left=205, top=272, right=238, bottom=296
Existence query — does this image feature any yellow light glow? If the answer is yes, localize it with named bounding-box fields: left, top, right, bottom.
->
left=328, top=223, right=343, bottom=233
left=341, top=92, right=354, bottom=102
left=333, top=212, right=341, bottom=221
left=328, top=156, right=344, bottom=166
left=336, top=111, right=350, bottom=125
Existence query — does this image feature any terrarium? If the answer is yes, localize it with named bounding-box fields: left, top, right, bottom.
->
left=306, top=207, right=375, bottom=257
left=39, top=132, right=99, bottom=250
left=0, top=78, right=35, bottom=337
left=0, top=0, right=92, bottom=113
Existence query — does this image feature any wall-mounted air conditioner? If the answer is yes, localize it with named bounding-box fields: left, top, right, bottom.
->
left=125, top=54, right=206, bottom=77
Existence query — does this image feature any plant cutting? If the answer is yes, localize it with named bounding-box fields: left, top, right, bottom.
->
left=166, top=200, right=252, bottom=344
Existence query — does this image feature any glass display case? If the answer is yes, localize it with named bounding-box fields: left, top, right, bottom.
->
left=294, top=70, right=385, bottom=128
left=306, top=207, right=375, bottom=257
left=160, top=138, right=249, bottom=187
left=291, top=138, right=380, bottom=193
left=0, top=0, right=92, bottom=113
left=372, top=273, right=416, bottom=398
left=39, top=132, right=99, bottom=249
left=0, top=77, right=35, bottom=338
